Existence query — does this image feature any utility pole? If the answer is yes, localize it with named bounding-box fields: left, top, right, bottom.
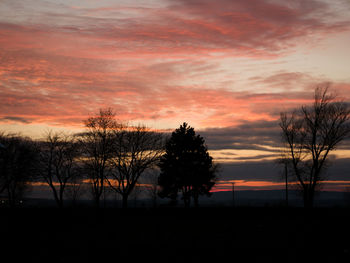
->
left=284, top=162, right=288, bottom=207
left=232, top=182, right=235, bottom=207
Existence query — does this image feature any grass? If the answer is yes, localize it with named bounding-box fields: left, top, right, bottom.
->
left=1, top=207, right=350, bottom=262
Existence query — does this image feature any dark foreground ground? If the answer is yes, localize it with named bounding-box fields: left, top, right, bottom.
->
left=1, top=207, right=350, bottom=262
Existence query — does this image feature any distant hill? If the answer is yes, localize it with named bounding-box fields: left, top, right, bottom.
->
left=200, top=190, right=350, bottom=207
left=9, top=189, right=350, bottom=208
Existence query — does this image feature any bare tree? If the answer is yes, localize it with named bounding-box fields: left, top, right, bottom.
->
left=280, top=85, right=350, bottom=207
left=79, top=108, right=120, bottom=207
left=38, top=131, right=79, bottom=208
left=0, top=133, right=38, bottom=207
left=106, top=126, right=164, bottom=209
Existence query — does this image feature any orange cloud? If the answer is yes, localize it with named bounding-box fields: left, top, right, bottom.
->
left=213, top=179, right=350, bottom=192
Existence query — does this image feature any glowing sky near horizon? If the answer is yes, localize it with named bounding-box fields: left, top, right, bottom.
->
left=1, top=0, right=350, bottom=145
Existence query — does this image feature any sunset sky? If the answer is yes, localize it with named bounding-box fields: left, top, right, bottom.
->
left=1, top=0, right=350, bottom=191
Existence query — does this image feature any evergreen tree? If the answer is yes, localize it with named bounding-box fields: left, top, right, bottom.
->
left=158, top=123, right=217, bottom=207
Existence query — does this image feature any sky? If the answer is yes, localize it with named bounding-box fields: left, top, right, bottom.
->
left=1, top=0, right=350, bottom=191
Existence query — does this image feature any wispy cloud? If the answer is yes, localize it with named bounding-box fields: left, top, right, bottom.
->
left=1, top=0, right=349, bottom=58
left=0, top=0, right=349, bottom=136
left=0, top=116, right=32, bottom=124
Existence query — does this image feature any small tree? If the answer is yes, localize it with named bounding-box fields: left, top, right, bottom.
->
left=106, top=126, right=164, bottom=209
left=280, top=85, right=350, bottom=207
left=0, top=133, right=38, bottom=207
left=79, top=108, right=120, bottom=207
left=38, top=131, right=79, bottom=208
left=158, top=123, right=217, bottom=207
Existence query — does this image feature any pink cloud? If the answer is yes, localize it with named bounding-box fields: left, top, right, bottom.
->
left=1, top=0, right=349, bottom=59
left=1, top=34, right=349, bottom=128
left=0, top=0, right=349, bottom=131
left=2, top=68, right=347, bottom=129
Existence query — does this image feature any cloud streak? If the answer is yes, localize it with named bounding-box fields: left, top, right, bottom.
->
left=0, top=0, right=349, bottom=141
left=0, top=116, right=32, bottom=124
left=1, top=0, right=349, bottom=58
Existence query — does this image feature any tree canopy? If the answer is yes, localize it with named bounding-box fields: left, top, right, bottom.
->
left=280, top=85, right=350, bottom=207
left=158, top=123, right=217, bottom=207
left=79, top=108, right=120, bottom=207
left=106, top=125, right=164, bottom=208
left=0, top=133, right=38, bottom=206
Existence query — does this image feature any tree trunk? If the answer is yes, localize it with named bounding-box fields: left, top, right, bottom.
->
left=122, top=194, right=128, bottom=209
left=58, top=198, right=64, bottom=209
left=50, top=184, right=61, bottom=208
left=303, top=188, right=314, bottom=208
left=58, top=188, right=64, bottom=208
left=94, top=195, right=100, bottom=208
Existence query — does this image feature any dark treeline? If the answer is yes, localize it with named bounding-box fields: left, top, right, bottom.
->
left=0, top=133, right=37, bottom=207
left=0, top=109, right=217, bottom=208
left=1, top=85, right=350, bottom=209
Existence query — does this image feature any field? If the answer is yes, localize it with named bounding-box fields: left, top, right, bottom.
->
left=1, top=207, right=350, bottom=262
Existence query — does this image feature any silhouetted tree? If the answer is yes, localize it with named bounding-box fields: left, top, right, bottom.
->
left=280, top=85, right=350, bottom=207
left=158, top=123, right=217, bottom=207
left=79, top=108, right=120, bottom=207
left=38, top=131, right=79, bottom=208
left=106, top=126, right=164, bottom=208
left=0, top=133, right=38, bottom=207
